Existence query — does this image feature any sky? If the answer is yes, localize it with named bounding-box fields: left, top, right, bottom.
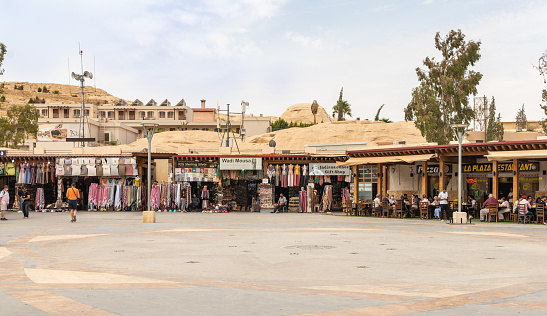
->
left=1, top=0, right=547, bottom=124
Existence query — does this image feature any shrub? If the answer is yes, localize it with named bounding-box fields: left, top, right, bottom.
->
left=37, top=87, right=42, bottom=92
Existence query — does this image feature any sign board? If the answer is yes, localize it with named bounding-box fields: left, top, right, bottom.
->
left=417, top=164, right=452, bottom=174
left=463, top=162, right=539, bottom=173
left=176, top=161, right=217, bottom=169
left=309, top=163, right=351, bottom=176
left=220, top=157, right=262, bottom=170
left=37, top=124, right=81, bottom=142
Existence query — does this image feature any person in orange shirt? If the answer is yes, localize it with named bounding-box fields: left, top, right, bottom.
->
left=67, top=183, right=80, bottom=222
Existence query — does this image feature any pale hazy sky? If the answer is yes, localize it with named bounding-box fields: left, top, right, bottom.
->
left=1, top=0, right=546, bottom=123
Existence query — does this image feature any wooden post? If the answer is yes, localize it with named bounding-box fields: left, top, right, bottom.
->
left=382, top=165, right=388, bottom=198
left=513, top=158, right=519, bottom=200
left=384, top=165, right=389, bottom=198
left=492, top=160, right=498, bottom=198
left=422, top=161, right=428, bottom=198
left=353, top=165, right=359, bottom=203
left=439, top=157, right=446, bottom=191
left=377, top=164, right=383, bottom=199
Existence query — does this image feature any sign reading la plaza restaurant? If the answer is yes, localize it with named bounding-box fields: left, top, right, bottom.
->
left=220, top=157, right=262, bottom=170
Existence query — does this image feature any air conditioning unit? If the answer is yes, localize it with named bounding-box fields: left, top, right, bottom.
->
left=393, top=141, right=406, bottom=145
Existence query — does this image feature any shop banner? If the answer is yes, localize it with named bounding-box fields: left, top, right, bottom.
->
left=38, top=124, right=81, bottom=142
left=309, top=163, right=351, bottom=176
left=176, top=161, right=217, bottom=169
left=417, top=164, right=452, bottom=174
left=220, top=157, right=262, bottom=170
left=463, top=162, right=539, bottom=173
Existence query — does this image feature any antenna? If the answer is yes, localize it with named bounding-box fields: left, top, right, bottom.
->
left=216, top=101, right=249, bottom=154
left=67, top=45, right=97, bottom=147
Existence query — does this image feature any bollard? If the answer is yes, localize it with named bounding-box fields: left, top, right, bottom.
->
left=143, top=211, right=156, bottom=223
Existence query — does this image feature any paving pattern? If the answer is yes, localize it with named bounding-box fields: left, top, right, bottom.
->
left=1, top=211, right=546, bottom=315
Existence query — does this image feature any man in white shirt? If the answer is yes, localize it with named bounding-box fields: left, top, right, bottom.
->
left=373, top=194, right=382, bottom=211
left=438, top=188, right=449, bottom=221
left=274, top=193, right=287, bottom=213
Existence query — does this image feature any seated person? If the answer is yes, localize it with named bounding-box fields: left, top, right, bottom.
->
left=480, top=193, right=499, bottom=221
left=188, top=194, right=200, bottom=210
left=466, top=196, right=476, bottom=214
left=373, top=194, right=383, bottom=212
left=432, top=196, right=441, bottom=219
left=397, top=195, right=410, bottom=217
left=498, top=197, right=510, bottom=221
left=273, top=193, right=287, bottom=213
left=518, top=195, right=534, bottom=222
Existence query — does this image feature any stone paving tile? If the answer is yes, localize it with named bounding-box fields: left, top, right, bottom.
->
left=0, top=290, right=50, bottom=316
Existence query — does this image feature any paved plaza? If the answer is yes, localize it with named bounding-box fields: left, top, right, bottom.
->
left=1, top=211, right=547, bottom=315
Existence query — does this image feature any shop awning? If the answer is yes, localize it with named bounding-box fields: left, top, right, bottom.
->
left=337, top=154, right=436, bottom=166
left=486, top=150, right=547, bottom=161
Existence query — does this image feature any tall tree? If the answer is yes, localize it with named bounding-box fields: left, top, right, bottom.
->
left=0, top=103, right=39, bottom=148
left=486, top=97, right=504, bottom=141
left=404, top=29, right=482, bottom=144
left=374, top=104, right=384, bottom=121
left=536, top=51, right=547, bottom=133
left=0, top=42, right=6, bottom=74
left=332, top=87, right=352, bottom=121
left=515, top=104, right=527, bottom=130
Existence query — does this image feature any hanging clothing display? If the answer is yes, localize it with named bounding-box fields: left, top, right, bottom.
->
left=320, top=185, right=333, bottom=212
left=35, top=188, right=45, bottom=211
left=299, top=190, right=307, bottom=212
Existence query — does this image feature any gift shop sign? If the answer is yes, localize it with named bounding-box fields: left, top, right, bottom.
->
left=309, top=163, right=351, bottom=176
left=220, top=157, right=262, bottom=170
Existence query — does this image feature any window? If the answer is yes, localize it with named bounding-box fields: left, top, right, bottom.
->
left=358, top=165, right=378, bottom=201
left=139, top=111, right=145, bottom=119
left=159, top=111, right=166, bottom=118
left=107, top=111, right=114, bottom=119
left=167, top=112, right=174, bottom=119
left=147, top=111, right=154, bottom=118
left=104, top=132, right=110, bottom=142
left=41, top=109, right=47, bottom=116
left=99, top=111, right=106, bottom=118
left=84, top=109, right=90, bottom=116
left=73, top=109, right=81, bottom=117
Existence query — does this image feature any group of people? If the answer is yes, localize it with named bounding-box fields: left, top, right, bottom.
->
left=478, top=193, right=547, bottom=224
left=372, top=189, right=451, bottom=220
left=0, top=183, right=80, bottom=223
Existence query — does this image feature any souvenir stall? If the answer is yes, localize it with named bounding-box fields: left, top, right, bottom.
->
left=55, top=156, right=142, bottom=211
left=0, top=157, right=17, bottom=210
left=219, top=157, right=262, bottom=212
left=174, top=160, right=218, bottom=211
left=15, top=159, right=57, bottom=212
left=265, top=163, right=309, bottom=212
left=308, top=162, right=352, bottom=212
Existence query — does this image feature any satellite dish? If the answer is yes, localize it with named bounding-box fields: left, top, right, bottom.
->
left=269, top=140, right=276, bottom=147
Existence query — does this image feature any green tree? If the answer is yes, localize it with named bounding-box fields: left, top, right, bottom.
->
left=0, top=103, right=39, bottom=148
left=374, top=104, right=384, bottom=121
left=515, top=104, right=527, bottom=130
left=271, top=118, right=289, bottom=131
left=486, top=97, right=504, bottom=141
left=332, top=87, right=352, bottom=121
left=0, top=42, right=6, bottom=74
left=404, top=29, right=482, bottom=145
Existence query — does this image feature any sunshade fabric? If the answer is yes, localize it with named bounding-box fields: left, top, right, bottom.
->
left=336, top=154, right=435, bottom=166
left=486, top=150, right=547, bottom=161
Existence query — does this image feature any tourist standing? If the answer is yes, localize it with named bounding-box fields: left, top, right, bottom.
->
left=0, top=185, right=9, bottom=220
left=20, top=187, right=30, bottom=219
left=67, top=183, right=80, bottom=222
left=438, top=188, right=449, bottom=221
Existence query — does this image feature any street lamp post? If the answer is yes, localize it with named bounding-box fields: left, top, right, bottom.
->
left=451, top=124, right=468, bottom=215
left=142, top=123, right=158, bottom=213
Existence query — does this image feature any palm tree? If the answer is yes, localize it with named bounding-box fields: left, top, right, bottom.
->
left=332, top=87, right=352, bottom=121
left=311, top=100, right=319, bottom=124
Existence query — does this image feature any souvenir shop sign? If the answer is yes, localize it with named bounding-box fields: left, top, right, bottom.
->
left=417, top=164, right=452, bottom=175
left=220, top=157, right=262, bottom=170
left=309, top=163, right=350, bottom=176
left=38, top=124, right=81, bottom=142
left=463, top=162, right=539, bottom=173
left=176, top=161, right=217, bottom=169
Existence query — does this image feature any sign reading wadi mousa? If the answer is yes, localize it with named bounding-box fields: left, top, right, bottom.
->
left=309, top=163, right=351, bottom=176
left=220, top=157, right=262, bottom=170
